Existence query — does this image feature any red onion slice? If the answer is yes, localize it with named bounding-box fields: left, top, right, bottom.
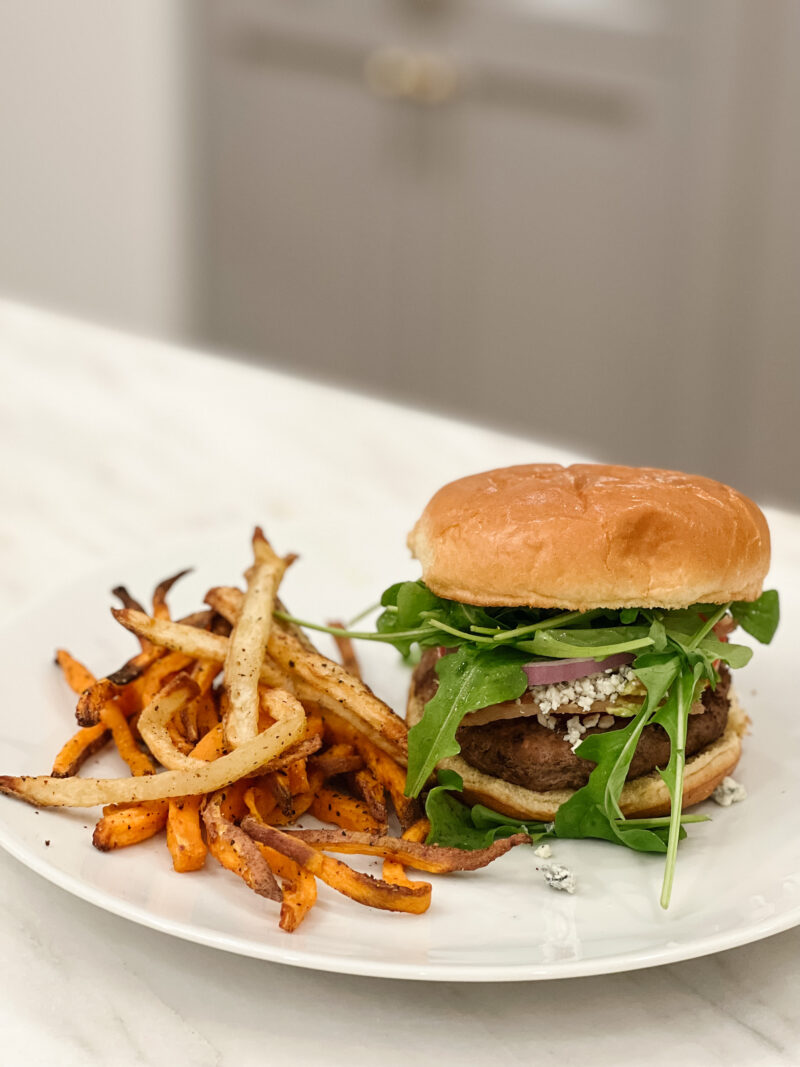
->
left=522, top=653, right=635, bottom=687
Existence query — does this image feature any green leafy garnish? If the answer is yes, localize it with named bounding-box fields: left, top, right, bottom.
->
left=278, top=584, right=779, bottom=907
left=405, top=646, right=529, bottom=797
left=730, top=590, right=780, bottom=644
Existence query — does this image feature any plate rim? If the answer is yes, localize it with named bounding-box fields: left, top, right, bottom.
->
left=1, top=531, right=798, bottom=982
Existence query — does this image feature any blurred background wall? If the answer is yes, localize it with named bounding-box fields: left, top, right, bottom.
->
left=0, top=0, right=797, bottom=507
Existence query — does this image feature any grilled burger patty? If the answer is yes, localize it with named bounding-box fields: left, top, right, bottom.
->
left=411, top=652, right=731, bottom=793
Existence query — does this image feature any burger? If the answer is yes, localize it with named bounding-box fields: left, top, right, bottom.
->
left=374, top=464, right=779, bottom=904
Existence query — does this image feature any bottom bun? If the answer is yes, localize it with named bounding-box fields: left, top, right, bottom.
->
left=406, top=686, right=748, bottom=821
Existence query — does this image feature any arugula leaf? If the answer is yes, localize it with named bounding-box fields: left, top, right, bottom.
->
left=731, top=589, right=780, bottom=644
left=425, top=770, right=549, bottom=847
left=651, top=659, right=704, bottom=907
left=554, top=652, right=681, bottom=853
left=526, top=627, right=654, bottom=659
left=405, top=645, right=529, bottom=797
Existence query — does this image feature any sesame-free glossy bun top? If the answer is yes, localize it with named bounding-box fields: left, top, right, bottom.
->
left=407, top=464, right=770, bottom=610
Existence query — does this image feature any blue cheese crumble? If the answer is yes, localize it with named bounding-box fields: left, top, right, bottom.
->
left=534, top=665, right=638, bottom=715
left=711, top=776, right=747, bottom=807
left=541, top=862, right=576, bottom=894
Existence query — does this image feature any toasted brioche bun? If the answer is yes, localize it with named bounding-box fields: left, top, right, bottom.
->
left=406, top=684, right=747, bottom=821
left=407, top=464, right=769, bottom=610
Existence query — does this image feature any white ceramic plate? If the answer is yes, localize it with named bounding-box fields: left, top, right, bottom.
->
left=0, top=524, right=798, bottom=982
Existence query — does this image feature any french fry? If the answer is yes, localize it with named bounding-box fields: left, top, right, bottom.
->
left=137, top=650, right=196, bottom=711
left=111, top=612, right=290, bottom=693
left=383, top=818, right=431, bottom=888
left=223, top=530, right=291, bottom=749
left=310, top=785, right=386, bottom=834
left=322, top=711, right=419, bottom=828
left=136, top=674, right=200, bottom=772
left=101, top=702, right=157, bottom=777
left=0, top=703, right=305, bottom=807
left=278, top=869, right=317, bottom=932
left=351, top=768, right=388, bottom=825
left=203, top=789, right=282, bottom=901
left=51, top=723, right=110, bottom=778
left=165, top=722, right=227, bottom=873
left=52, top=651, right=111, bottom=776
left=267, top=771, right=294, bottom=817
left=310, top=743, right=363, bottom=778
left=93, top=800, right=168, bottom=851
left=240, top=814, right=318, bottom=932
left=286, top=757, right=309, bottom=796
left=152, top=569, right=192, bottom=620
left=328, top=620, right=362, bottom=680
left=112, top=587, right=149, bottom=650
left=55, top=649, right=96, bottom=695
left=241, top=820, right=431, bottom=914
left=282, top=827, right=531, bottom=872
left=204, top=587, right=408, bottom=763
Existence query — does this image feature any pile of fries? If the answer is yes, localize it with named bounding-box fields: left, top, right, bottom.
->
left=0, top=530, right=529, bottom=933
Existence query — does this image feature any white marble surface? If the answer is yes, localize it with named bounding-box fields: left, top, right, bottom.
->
left=1, top=300, right=799, bottom=1066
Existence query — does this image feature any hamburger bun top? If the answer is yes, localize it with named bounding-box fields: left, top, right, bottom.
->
left=407, top=463, right=770, bottom=610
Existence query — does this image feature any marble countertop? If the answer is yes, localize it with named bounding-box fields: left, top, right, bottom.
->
left=1, top=300, right=799, bottom=1067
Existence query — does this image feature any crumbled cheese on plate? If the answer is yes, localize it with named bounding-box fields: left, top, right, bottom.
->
left=541, top=862, right=576, bottom=894
left=711, top=776, right=747, bottom=807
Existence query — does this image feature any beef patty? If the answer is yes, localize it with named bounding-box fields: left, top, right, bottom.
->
left=412, top=651, right=731, bottom=792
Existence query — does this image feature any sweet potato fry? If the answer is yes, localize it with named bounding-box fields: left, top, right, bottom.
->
left=55, top=649, right=96, bottom=695
left=203, top=790, right=282, bottom=902
left=93, top=800, right=168, bottom=851
left=351, top=768, right=387, bottom=825
left=282, top=828, right=532, bottom=872
left=322, top=711, right=419, bottom=828
left=286, top=757, right=309, bottom=796
left=223, top=530, right=291, bottom=748
left=328, top=620, right=362, bottom=680
left=137, top=650, right=196, bottom=710
left=383, top=819, right=431, bottom=888
left=100, top=702, right=156, bottom=777
left=112, top=587, right=149, bottom=649
left=0, top=703, right=305, bottom=807
left=267, top=771, right=294, bottom=817
left=310, top=785, right=386, bottom=833
left=52, top=652, right=111, bottom=776
left=310, top=743, right=363, bottom=778
left=279, top=870, right=317, bottom=932
left=51, top=723, right=110, bottom=777
left=165, top=720, right=227, bottom=873
left=152, top=569, right=192, bottom=620
left=167, top=795, right=206, bottom=872
left=241, top=820, right=430, bottom=914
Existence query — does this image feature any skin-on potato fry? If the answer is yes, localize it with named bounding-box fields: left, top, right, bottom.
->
left=204, top=586, right=408, bottom=763
left=137, top=674, right=202, bottom=772
left=310, top=785, right=386, bottom=834
left=241, top=820, right=431, bottom=914
left=243, top=829, right=318, bottom=932
left=0, top=703, right=305, bottom=807
left=351, top=768, right=387, bottom=824
left=281, top=828, right=532, bottom=872
left=223, top=530, right=291, bottom=749
left=328, top=620, right=362, bottom=680
left=203, top=790, right=282, bottom=902
left=93, top=800, right=168, bottom=851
